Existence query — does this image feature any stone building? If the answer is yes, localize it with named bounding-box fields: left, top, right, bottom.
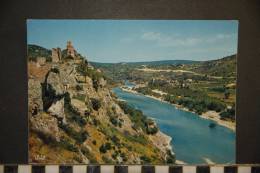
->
left=52, top=48, right=61, bottom=62
left=66, top=41, right=76, bottom=58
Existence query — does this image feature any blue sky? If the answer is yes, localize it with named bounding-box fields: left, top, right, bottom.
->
left=27, top=20, right=238, bottom=63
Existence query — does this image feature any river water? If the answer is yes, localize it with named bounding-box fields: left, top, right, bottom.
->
left=112, top=87, right=235, bottom=164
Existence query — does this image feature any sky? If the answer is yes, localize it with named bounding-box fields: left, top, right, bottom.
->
left=27, top=20, right=238, bottom=63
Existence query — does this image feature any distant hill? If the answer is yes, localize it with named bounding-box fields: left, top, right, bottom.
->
left=28, top=44, right=52, bottom=61
left=91, top=59, right=198, bottom=67
left=193, top=54, right=236, bottom=77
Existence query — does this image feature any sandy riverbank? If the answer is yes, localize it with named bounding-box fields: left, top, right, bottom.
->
left=120, top=87, right=235, bottom=131
left=201, top=111, right=235, bottom=131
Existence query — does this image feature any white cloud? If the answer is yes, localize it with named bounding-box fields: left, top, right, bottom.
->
left=141, top=32, right=161, bottom=41
left=141, top=31, right=201, bottom=47
left=206, top=33, right=236, bottom=43
left=140, top=32, right=236, bottom=47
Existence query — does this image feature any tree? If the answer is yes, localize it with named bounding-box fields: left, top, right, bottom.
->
left=224, top=90, right=230, bottom=99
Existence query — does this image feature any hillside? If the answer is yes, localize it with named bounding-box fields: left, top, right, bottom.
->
left=92, top=54, right=236, bottom=123
left=28, top=44, right=175, bottom=164
left=192, top=54, right=236, bottom=77
left=28, top=44, right=52, bottom=62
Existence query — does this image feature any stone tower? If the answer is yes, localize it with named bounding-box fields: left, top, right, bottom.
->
left=66, top=41, right=76, bottom=58
left=52, top=48, right=61, bottom=62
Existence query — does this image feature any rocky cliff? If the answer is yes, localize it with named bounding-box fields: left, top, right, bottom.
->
left=28, top=46, right=175, bottom=164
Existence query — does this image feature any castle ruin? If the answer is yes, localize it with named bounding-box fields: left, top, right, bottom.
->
left=66, top=41, right=76, bottom=58
left=52, top=48, right=61, bottom=62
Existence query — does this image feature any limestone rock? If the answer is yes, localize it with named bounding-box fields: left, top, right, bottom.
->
left=28, top=79, right=43, bottom=115
left=46, top=70, right=64, bottom=95
left=30, top=112, right=60, bottom=142
left=71, top=99, right=89, bottom=116
left=98, top=77, right=106, bottom=87
left=47, top=98, right=66, bottom=122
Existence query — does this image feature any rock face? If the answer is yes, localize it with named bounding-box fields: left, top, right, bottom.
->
left=45, top=69, right=65, bottom=96
left=47, top=98, right=66, bottom=122
left=30, top=112, right=60, bottom=142
left=28, top=44, right=174, bottom=164
left=28, top=79, right=43, bottom=114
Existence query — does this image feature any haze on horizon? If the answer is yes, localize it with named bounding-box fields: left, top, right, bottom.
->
left=27, top=20, right=238, bottom=63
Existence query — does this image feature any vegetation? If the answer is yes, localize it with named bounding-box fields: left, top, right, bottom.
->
left=117, top=101, right=159, bottom=135
left=220, top=105, right=235, bottom=120
left=28, top=44, right=52, bottom=62
left=164, top=93, right=225, bottom=115
left=59, top=123, right=88, bottom=144
left=91, top=98, right=102, bottom=111
left=64, top=93, right=87, bottom=127
left=99, top=142, right=112, bottom=153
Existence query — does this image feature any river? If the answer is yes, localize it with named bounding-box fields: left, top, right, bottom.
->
left=112, top=87, right=235, bottom=164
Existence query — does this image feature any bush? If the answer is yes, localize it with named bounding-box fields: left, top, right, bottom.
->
left=81, top=146, right=98, bottom=163
left=75, top=85, right=83, bottom=91
left=166, top=149, right=175, bottom=164
left=110, top=116, right=119, bottom=126
left=140, top=155, right=151, bottom=163
left=220, top=106, right=235, bottom=120
left=210, top=86, right=225, bottom=92
left=146, top=125, right=158, bottom=135
left=99, top=142, right=112, bottom=153
left=92, top=79, right=99, bottom=91
left=102, top=156, right=113, bottom=164
left=59, top=138, right=78, bottom=152
left=59, top=123, right=88, bottom=144
left=118, top=101, right=147, bottom=132
left=91, top=98, right=101, bottom=111
left=111, top=135, right=120, bottom=145
left=120, top=152, right=128, bottom=162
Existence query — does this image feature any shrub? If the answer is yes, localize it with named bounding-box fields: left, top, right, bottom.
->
left=75, top=85, right=83, bottom=91
left=146, top=125, right=159, bottom=135
left=120, top=152, right=128, bottom=162
left=102, top=156, right=113, bottom=164
left=220, top=106, right=235, bottom=120
left=111, top=135, right=120, bottom=145
left=81, top=146, right=98, bottom=163
left=50, top=67, right=59, bottom=74
left=166, top=150, right=175, bottom=164
left=99, top=142, right=112, bottom=153
left=59, top=138, right=78, bottom=152
left=92, top=79, right=99, bottom=91
left=110, top=116, right=119, bottom=126
left=140, top=155, right=151, bottom=163
left=91, top=98, right=101, bottom=111
left=59, top=123, right=88, bottom=144
left=93, top=118, right=100, bottom=126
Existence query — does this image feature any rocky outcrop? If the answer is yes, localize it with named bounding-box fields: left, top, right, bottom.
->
left=47, top=98, right=66, bottom=123
left=30, top=112, right=60, bottom=142
left=45, top=68, right=64, bottom=96
left=29, top=44, right=173, bottom=164
left=28, top=79, right=43, bottom=116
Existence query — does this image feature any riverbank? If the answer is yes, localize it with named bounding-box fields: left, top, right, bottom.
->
left=120, top=87, right=176, bottom=161
left=120, top=87, right=235, bottom=131
left=149, top=131, right=175, bottom=159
